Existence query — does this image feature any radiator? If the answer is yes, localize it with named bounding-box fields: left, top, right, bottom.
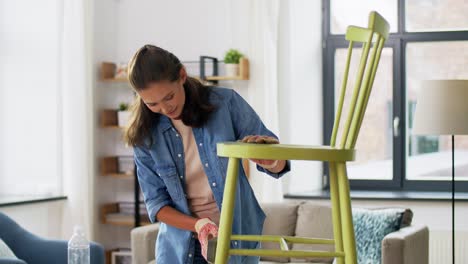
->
left=430, top=231, right=468, bottom=264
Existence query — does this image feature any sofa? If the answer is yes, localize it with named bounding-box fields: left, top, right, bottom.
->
left=0, top=212, right=105, bottom=264
left=131, top=202, right=429, bottom=264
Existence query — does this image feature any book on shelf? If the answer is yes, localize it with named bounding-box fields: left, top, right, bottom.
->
left=106, top=212, right=150, bottom=222
left=117, top=156, right=134, bottom=175
left=118, top=201, right=148, bottom=215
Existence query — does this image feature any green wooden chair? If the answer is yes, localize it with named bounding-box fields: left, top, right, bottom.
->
left=214, top=11, right=390, bottom=264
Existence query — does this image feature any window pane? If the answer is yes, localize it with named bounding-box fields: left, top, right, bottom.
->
left=406, top=0, right=468, bottom=32
left=0, top=1, right=61, bottom=195
left=406, top=41, right=468, bottom=181
left=330, top=0, right=397, bottom=34
left=335, top=48, right=393, bottom=180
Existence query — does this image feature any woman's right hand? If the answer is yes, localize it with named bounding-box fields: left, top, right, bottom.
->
left=195, top=218, right=219, bottom=261
left=239, top=135, right=285, bottom=171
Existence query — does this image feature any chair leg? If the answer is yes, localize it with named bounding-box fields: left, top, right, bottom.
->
left=215, top=157, right=239, bottom=264
left=329, top=162, right=345, bottom=264
left=336, top=162, right=357, bottom=264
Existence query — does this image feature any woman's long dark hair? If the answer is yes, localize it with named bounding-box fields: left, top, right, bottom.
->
left=124, top=45, right=216, bottom=147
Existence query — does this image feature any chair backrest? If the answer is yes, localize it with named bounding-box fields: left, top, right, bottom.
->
left=330, top=11, right=390, bottom=150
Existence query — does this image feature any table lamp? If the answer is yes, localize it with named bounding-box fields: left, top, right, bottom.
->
left=412, top=79, right=468, bottom=264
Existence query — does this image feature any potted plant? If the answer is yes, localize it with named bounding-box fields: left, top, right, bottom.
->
left=117, top=102, right=130, bottom=127
left=223, top=49, right=243, bottom=77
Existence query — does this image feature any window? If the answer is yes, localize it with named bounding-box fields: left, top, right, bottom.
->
left=0, top=0, right=62, bottom=196
left=323, top=0, right=468, bottom=191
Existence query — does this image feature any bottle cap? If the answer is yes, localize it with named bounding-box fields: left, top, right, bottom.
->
left=74, top=225, right=84, bottom=235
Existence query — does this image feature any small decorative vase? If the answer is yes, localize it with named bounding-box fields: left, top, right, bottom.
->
left=225, top=63, right=239, bottom=77
left=117, top=111, right=131, bottom=127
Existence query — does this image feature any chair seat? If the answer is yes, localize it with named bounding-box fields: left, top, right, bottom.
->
left=217, top=142, right=355, bottom=161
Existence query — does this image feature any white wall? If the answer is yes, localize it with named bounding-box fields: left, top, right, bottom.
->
left=1, top=201, right=64, bottom=239
left=112, top=0, right=233, bottom=63
left=92, top=0, right=255, bottom=249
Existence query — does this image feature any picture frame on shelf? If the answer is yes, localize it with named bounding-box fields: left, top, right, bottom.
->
left=111, top=250, right=132, bottom=264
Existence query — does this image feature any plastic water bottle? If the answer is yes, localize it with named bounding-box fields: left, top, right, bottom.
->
left=68, top=225, right=90, bottom=264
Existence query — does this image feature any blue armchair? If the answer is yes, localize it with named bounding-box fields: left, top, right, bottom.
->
left=0, top=212, right=104, bottom=264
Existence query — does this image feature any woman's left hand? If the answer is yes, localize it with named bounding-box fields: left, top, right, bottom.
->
left=241, top=135, right=279, bottom=144
left=195, top=218, right=218, bottom=261
left=240, top=135, right=283, bottom=170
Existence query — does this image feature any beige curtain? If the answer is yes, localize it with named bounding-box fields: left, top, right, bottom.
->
left=60, top=0, right=95, bottom=240
left=243, top=0, right=284, bottom=203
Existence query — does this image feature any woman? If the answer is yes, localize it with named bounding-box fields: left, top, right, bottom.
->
left=124, top=44, right=290, bottom=264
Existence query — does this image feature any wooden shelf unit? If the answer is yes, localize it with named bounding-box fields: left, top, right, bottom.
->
left=102, top=125, right=124, bottom=129
left=101, top=58, right=250, bottom=83
left=100, top=203, right=150, bottom=227
left=200, top=56, right=250, bottom=83
left=100, top=156, right=134, bottom=179
left=100, top=109, right=118, bottom=127
left=100, top=109, right=127, bottom=130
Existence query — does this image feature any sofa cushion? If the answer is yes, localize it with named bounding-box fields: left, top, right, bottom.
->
left=291, top=203, right=334, bottom=263
left=261, top=202, right=301, bottom=263
left=353, top=208, right=407, bottom=264
left=0, top=238, right=17, bottom=258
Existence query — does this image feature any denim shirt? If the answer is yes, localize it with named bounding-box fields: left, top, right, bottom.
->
left=134, top=87, right=290, bottom=264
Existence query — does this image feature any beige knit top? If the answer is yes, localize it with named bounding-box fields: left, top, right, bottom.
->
left=171, top=119, right=220, bottom=225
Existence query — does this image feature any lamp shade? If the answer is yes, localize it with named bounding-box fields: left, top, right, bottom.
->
left=413, top=80, right=468, bottom=135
